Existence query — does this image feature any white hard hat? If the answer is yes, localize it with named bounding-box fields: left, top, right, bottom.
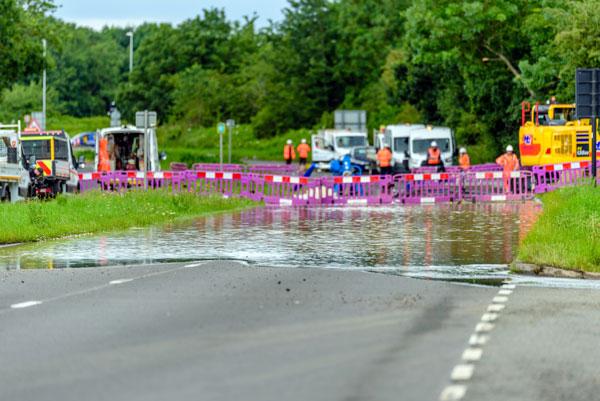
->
left=431, top=141, right=438, bottom=147
left=301, top=138, right=306, bottom=143
left=460, top=147, right=466, bottom=153
left=506, top=145, right=514, bottom=152
left=287, top=139, right=292, bottom=145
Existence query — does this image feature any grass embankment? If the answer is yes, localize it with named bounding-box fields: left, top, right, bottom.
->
left=519, top=184, right=600, bottom=272
left=0, top=191, right=256, bottom=244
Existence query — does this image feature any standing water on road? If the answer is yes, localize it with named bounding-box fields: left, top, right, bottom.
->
left=0, top=203, right=542, bottom=281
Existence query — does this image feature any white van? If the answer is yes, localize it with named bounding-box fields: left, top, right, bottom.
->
left=311, top=129, right=368, bottom=163
left=407, top=126, right=456, bottom=170
left=95, top=125, right=165, bottom=172
left=383, top=124, right=425, bottom=173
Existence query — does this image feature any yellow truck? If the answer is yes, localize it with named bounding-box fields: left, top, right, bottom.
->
left=20, top=129, right=82, bottom=196
left=519, top=101, right=597, bottom=166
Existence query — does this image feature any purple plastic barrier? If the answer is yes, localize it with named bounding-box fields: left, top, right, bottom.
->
left=251, top=174, right=320, bottom=206
left=532, top=161, right=591, bottom=194
left=462, top=171, right=534, bottom=202
left=469, top=163, right=503, bottom=172
left=394, top=172, right=461, bottom=204
left=411, top=166, right=462, bottom=174
left=185, top=171, right=247, bottom=198
left=78, top=172, right=102, bottom=194
left=170, top=162, right=188, bottom=171
left=319, top=175, right=394, bottom=205
left=191, top=163, right=244, bottom=172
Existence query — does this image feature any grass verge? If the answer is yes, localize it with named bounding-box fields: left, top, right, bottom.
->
left=518, top=184, right=600, bottom=272
left=0, top=191, right=257, bottom=245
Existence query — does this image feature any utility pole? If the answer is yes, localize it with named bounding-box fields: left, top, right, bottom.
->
left=42, top=39, right=46, bottom=130
left=126, top=31, right=133, bottom=85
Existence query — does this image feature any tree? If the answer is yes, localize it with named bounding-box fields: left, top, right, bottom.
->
left=0, top=0, right=56, bottom=94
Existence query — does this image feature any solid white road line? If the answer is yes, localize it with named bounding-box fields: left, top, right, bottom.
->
left=462, top=348, right=483, bottom=362
left=439, top=385, right=467, bottom=401
left=450, top=364, right=475, bottom=381
left=492, top=296, right=509, bottom=303
left=10, top=301, right=42, bottom=309
left=184, top=263, right=205, bottom=268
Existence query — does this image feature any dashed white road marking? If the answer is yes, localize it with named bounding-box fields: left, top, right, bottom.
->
left=487, top=304, right=505, bottom=312
left=501, top=284, right=516, bottom=289
left=184, top=263, right=204, bottom=268
left=11, top=301, right=42, bottom=309
left=498, top=289, right=513, bottom=295
left=440, top=385, right=467, bottom=401
left=475, top=322, right=495, bottom=332
left=462, top=348, right=483, bottom=362
left=480, top=313, right=498, bottom=322
left=492, top=296, right=509, bottom=303
left=469, top=334, right=489, bottom=346
left=109, top=279, right=134, bottom=285
left=450, top=364, right=475, bottom=381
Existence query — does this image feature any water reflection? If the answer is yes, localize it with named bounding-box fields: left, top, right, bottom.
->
left=0, top=203, right=541, bottom=277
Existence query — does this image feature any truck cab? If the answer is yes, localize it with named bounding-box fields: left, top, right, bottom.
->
left=407, top=126, right=456, bottom=170
left=311, top=129, right=368, bottom=163
left=0, top=123, right=31, bottom=202
left=95, top=125, right=163, bottom=172
left=383, top=124, right=425, bottom=173
left=20, top=129, right=80, bottom=195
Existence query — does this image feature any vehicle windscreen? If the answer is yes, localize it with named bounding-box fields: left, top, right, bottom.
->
left=0, top=138, right=7, bottom=158
left=353, top=148, right=367, bottom=159
left=22, top=140, right=52, bottom=159
left=412, top=138, right=450, bottom=154
left=394, top=137, right=409, bottom=153
left=336, top=136, right=366, bottom=148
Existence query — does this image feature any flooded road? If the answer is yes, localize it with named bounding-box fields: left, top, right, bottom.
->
left=0, top=203, right=546, bottom=281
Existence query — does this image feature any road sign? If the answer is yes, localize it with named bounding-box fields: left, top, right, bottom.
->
left=217, top=122, right=226, bottom=134
left=226, top=119, right=235, bottom=128
left=24, top=119, right=42, bottom=132
left=135, top=111, right=157, bottom=127
left=23, top=115, right=31, bottom=124
left=32, top=111, right=45, bottom=130
left=575, top=69, right=600, bottom=119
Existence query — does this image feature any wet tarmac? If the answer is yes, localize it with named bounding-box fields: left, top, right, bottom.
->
left=0, top=202, right=564, bottom=282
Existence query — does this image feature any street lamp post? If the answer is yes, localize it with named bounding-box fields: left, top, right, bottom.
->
left=126, top=31, right=133, bottom=75
left=42, top=38, right=46, bottom=130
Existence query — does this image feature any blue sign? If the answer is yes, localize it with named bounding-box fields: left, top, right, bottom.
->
left=596, top=141, right=600, bottom=151
left=523, top=134, right=532, bottom=145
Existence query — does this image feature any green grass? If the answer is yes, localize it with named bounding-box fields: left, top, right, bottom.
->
left=0, top=191, right=256, bottom=244
left=519, top=184, right=600, bottom=272
left=47, top=115, right=110, bottom=136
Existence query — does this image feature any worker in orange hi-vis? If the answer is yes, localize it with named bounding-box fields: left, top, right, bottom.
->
left=459, top=147, right=470, bottom=170
left=377, top=144, right=393, bottom=175
left=98, top=137, right=111, bottom=172
left=283, top=139, right=296, bottom=165
left=297, top=138, right=311, bottom=170
left=496, top=145, right=520, bottom=193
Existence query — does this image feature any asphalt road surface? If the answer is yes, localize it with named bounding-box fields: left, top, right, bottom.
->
left=0, top=261, right=598, bottom=401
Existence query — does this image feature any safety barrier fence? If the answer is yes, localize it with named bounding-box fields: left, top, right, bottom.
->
left=532, top=161, right=592, bottom=194
left=82, top=159, right=600, bottom=205
left=191, top=163, right=297, bottom=176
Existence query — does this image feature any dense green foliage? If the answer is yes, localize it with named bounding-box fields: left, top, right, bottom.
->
left=2, top=0, right=600, bottom=158
left=519, top=184, right=600, bottom=272
left=0, top=191, right=255, bottom=244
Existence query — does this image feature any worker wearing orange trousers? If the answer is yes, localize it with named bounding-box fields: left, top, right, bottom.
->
left=283, top=139, right=296, bottom=165
left=297, top=138, right=311, bottom=169
left=496, top=144, right=520, bottom=193
left=377, top=145, right=393, bottom=175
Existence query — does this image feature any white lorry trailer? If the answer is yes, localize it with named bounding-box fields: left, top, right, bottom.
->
left=0, top=122, right=31, bottom=202
left=95, top=125, right=164, bottom=172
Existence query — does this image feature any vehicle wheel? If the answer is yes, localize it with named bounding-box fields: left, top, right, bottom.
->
left=1, top=188, right=10, bottom=202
